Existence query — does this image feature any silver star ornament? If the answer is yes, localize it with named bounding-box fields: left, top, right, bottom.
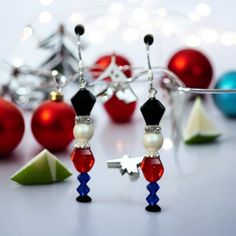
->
left=107, top=155, right=143, bottom=179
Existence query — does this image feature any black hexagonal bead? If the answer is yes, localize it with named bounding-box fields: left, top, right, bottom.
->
left=71, top=88, right=96, bottom=116
left=140, top=98, right=165, bottom=125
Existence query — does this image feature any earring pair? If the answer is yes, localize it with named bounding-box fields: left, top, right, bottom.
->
left=69, top=25, right=166, bottom=212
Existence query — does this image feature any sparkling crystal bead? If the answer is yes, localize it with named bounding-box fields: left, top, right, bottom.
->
left=140, top=98, right=165, bottom=125
left=77, top=184, right=90, bottom=196
left=77, top=172, right=90, bottom=183
left=146, top=182, right=160, bottom=206
left=145, top=182, right=161, bottom=212
left=141, top=156, right=164, bottom=182
left=77, top=173, right=90, bottom=196
left=76, top=173, right=92, bottom=202
left=146, top=193, right=159, bottom=206
left=71, top=147, right=95, bottom=173
left=71, top=88, right=96, bottom=116
left=147, top=182, right=160, bottom=192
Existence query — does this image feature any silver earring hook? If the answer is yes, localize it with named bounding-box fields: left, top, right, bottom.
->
left=144, top=34, right=157, bottom=98
left=74, top=24, right=86, bottom=89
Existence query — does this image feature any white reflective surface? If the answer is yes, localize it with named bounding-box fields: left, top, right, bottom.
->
left=1, top=98, right=236, bottom=236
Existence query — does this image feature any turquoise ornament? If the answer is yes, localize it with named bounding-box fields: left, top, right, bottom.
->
left=213, top=71, right=236, bottom=117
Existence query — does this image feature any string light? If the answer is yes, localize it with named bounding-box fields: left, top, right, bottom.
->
left=70, top=13, right=82, bottom=23
left=21, top=26, right=33, bottom=41
left=105, top=17, right=120, bottom=31
left=13, top=58, right=24, bottom=68
left=110, top=2, right=124, bottom=14
left=132, top=8, right=149, bottom=22
left=39, top=11, right=52, bottom=23
left=17, top=4, right=236, bottom=49
left=123, top=28, right=140, bottom=42
left=39, top=0, right=53, bottom=5
left=220, top=32, right=234, bottom=46
left=188, top=11, right=200, bottom=22
left=139, top=21, right=153, bottom=32
left=162, top=138, right=173, bottom=150
left=201, top=29, right=218, bottom=44
left=161, top=22, right=175, bottom=37
left=157, top=8, right=167, bottom=17
left=185, top=34, right=201, bottom=47
left=195, top=3, right=211, bottom=16
left=87, top=28, right=106, bottom=44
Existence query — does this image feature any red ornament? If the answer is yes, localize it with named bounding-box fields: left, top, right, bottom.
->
left=91, top=54, right=132, bottom=79
left=141, top=156, right=164, bottom=182
left=92, top=54, right=136, bottom=123
left=168, top=49, right=213, bottom=89
left=71, top=147, right=95, bottom=173
left=104, top=94, right=136, bottom=123
left=0, top=98, right=25, bottom=156
left=31, top=100, right=75, bottom=151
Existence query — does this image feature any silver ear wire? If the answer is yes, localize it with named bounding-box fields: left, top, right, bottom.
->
left=144, top=34, right=157, bottom=98
left=74, top=24, right=86, bottom=88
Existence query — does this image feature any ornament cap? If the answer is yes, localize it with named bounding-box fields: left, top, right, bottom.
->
left=50, top=91, right=64, bottom=102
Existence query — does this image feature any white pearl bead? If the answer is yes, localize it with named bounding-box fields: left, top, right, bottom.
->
left=73, top=123, right=94, bottom=142
left=143, top=132, right=163, bottom=153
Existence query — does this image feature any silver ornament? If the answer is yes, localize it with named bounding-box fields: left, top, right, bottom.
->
left=107, top=155, right=143, bottom=179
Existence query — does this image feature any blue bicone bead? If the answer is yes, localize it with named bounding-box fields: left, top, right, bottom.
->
left=77, top=173, right=91, bottom=197
left=146, top=182, right=160, bottom=206
left=146, top=194, right=159, bottom=206
left=77, top=173, right=90, bottom=183
left=147, top=182, right=160, bottom=193
left=77, top=185, right=90, bottom=196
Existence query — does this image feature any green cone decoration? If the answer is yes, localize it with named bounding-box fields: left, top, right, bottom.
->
left=183, top=97, right=221, bottom=144
left=11, top=149, right=72, bottom=185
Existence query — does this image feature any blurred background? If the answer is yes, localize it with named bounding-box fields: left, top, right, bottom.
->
left=1, top=0, right=236, bottom=77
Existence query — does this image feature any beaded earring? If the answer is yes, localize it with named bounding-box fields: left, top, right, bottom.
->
left=70, top=25, right=97, bottom=203
left=107, top=34, right=166, bottom=212
left=139, top=34, right=166, bottom=212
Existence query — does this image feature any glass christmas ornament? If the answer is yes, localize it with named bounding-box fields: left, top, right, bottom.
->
left=31, top=71, right=75, bottom=151
left=168, top=48, right=213, bottom=89
left=213, top=71, right=236, bottom=117
left=91, top=54, right=137, bottom=123
left=103, top=94, right=136, bottom=123
left=92, top=54, right=132, bottom=79
left=0, top=98, right=25, bottom=156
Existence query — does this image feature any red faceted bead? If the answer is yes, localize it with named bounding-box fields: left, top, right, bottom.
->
left=141, top=156, right=164, bottom=182
left=71, top=147, right=95, bottom=173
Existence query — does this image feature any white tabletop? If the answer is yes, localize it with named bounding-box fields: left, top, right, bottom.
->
left=1, top=97, right=236, bottom=236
